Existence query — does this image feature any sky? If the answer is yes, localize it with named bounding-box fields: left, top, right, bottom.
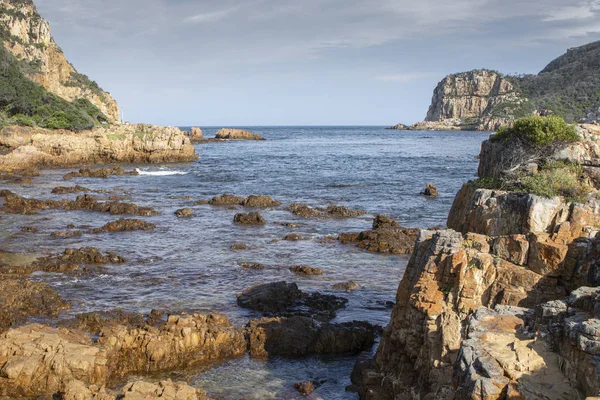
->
left=35, top=0, right=600, bottom=126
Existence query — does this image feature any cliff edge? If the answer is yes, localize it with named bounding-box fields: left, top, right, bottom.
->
left=399, top=40, right=600, bottom=131
left=356, top=121, right=600, bottom=399
left=0, top=0, right=120, bottom=123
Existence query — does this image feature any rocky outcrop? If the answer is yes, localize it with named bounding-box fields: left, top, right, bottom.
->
left=237, top=282, right=348, bottom=321
left=233, top=212, right=266, bottom=225
left=189, top=127, right=204, bottom=142
left=0, top=124, right=197, bottom=171
left=288, top=203, right=367, bottom=219
left=0, top=279, right=69, bottom=333
left=246, top=316, right=377, bottom=358
left=215, top=128, right=264, bottom=140
left=204, top=194, right=282, bottom=208
left=63, top=166, right=139, bottom=180
left=338, top=215, right=420, bottom=255
left=385, top=123, right=409, bottom=130
left=0, top=313, right=244, bottom=398
left=407, top=69, right=534, bottom=131
left=359, top=129, right=600, bottom=398
left=0, top=0, right=120, bottom=122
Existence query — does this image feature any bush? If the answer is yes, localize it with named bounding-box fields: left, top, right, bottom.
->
left=0, top=44, right=106, bottom=131
left=491, top=115, right=579, bottom=146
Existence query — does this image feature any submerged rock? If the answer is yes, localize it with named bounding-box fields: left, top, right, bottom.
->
left=240, top=262, right=266, bottom=270
left=246, top=316, right=377, bottom=358
left=175, top=208, right=194, bottom=218
left=215, top=128, right=265, bottom=140
left=51, top=185, right=91, bottom=194
left=91, top=218, right=156, bottom=233
left=338, top=215, right=419, bottom=255
left=63, top=166, right=139, bottom=180
left=32, top=248, right=126, bottom=274
left=289, top=265, right=324, bottom=276
left=51, top=230, right=82, bottom=238
left=234, top=212, right=266, bottom=225
left=231, top=242, right=248, bottom=250
left=283, top=234, right=303, bottom=241
left=331, top=281, right=360, bottom=291
left=237, top=281, right=347, bottom=321
left=0, top=279, right=70, bottom=333
left=209, top=194, right=245, bottom=206
left=293, top=381, right=316, bottom=396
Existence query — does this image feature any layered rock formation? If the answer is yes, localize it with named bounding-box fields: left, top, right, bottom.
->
left=0, top=123, right=197, bottom=170
left=0, top=0, right=120, bottom=123
left=0, top=312, right=244, bottom=398
left=410, top=70, right=525, bottom=131
left=401, top=40, right=600, bottom=131
left=357, top=127, right=600, bottom=398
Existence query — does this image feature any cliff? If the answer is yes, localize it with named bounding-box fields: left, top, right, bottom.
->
left=0, top=0, right=120, bottom=123
left=356, top=126, right=600, bottom=398
left=404, top=40, right=600, bottom=131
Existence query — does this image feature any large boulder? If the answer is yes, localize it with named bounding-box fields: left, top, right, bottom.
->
left=338, top=215, right=420, bottom=255
left=246, top=316, right=377, bottom=358
left=237, top=282, right=348, bottom=321
left=189, top=127, right=204, bottom=142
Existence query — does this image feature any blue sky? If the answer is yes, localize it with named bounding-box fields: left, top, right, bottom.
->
left=36, top=0, right=600, bottom=126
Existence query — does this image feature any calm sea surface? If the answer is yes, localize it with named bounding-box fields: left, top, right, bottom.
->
left=0, top=126, right=489, bottom=399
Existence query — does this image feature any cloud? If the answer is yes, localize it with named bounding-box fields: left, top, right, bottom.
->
left=184, top=6, right=242, bottom=24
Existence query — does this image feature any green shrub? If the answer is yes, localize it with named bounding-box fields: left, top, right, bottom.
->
left=0, top=44, right=105, bottom=131
left=9, top=113, right=35, bottom=127
left=491, top=115, right=579, bottom=147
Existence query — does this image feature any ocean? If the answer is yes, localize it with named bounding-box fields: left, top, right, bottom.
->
left=0, top=126, right=490, bottom=399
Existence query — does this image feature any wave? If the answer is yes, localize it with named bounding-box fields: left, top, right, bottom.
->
left=135, top=168, right=188, bottom=176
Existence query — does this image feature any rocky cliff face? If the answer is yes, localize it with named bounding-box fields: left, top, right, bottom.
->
left=410, top=70, right=528, bottom=131
left=0, top=0, right=120, bottom=123
left=356, top=127, right=600, bottom=399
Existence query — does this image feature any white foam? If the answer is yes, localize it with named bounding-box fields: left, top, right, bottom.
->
left=135, top=168, right=188, bottom=176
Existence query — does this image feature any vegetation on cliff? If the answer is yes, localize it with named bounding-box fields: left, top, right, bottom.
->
left=507, top=41, right=600, bottom=122
left=491, top=115, right=579, bottom=146
left=0, top=45, right=107, bottom=130
left=471, top=116, right=590, bottom=202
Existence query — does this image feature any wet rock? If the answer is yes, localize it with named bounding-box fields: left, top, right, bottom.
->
left=338, top=215, right=419, bottom=255
left=274, top=222, right=300, bottom=228
left=237, top=281, right=347, bottom=321
left=204, top=194, right=281, bottom=208
left=234, top=212, right=266, bottom=225
left=240, top=262, right=266, bottom=270
left=289, top=265, right=324, bottom=276
left=20, top=226, right=38, bottom=233
left=246, top=316, right=377, bottom=358
left=63, top=166, right=139, bottom=180
left=51, top=185, right=91, bottom=194
left=420, top=182, right=438, bottom=198
left=0, top=279, right=70, bottom=333
left=195, top=199, right=210, bottom=205
left=0, top=169, right=38, bottom=184
left=283, top=234, right=303, bottom=241
left=231, top=242, right=248, bottom=250
left=51, top=230, right=83, bottom=238
left=289, top=203, right=366, bottom=219
left=331, top=280, right=360, bottom=291
left=215, top=128, right=265, bottom=140
left=91, top=218, right=156, bottom=233
left=0, top=191, right=157, bottom=216
left=242, top=195, right=282, bottom=208
left=294, top=381, right=315, bottom=396
left=33, top=247, right=127, bottom=274
left=175, top=208, right=194, bottom=218
left=208, top=194, right=245, bottom=206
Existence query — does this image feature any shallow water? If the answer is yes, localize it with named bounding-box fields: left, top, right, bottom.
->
left=0, top=126, right=489, bottom=399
